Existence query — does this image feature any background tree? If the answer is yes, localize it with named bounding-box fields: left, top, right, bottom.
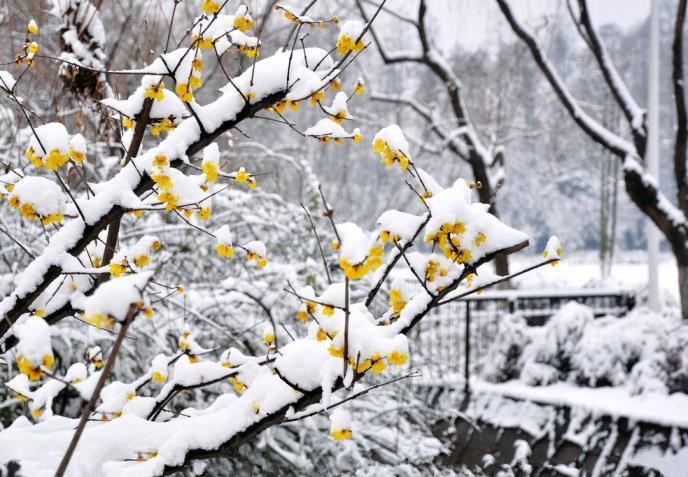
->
left=497, top=0, right=688, bottom=316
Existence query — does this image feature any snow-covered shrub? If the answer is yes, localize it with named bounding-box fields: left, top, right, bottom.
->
left=518, top=302, right=592, bottom=383
left=572, top=314, right=647, bottom=387
left=483, top=314, right=531, bottom=382
left=482, top=301, right=688, bottom=396
left=520, top=360, right=559, bottom=386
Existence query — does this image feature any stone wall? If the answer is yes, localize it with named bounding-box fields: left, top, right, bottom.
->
left=433, top=391, right=688, bottom=476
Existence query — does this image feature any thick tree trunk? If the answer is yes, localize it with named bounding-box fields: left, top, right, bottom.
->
left=679, top=264, right=688, bottom=320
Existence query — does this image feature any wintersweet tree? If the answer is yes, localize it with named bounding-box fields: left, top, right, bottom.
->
left=0, top=1, right=554, bottom=475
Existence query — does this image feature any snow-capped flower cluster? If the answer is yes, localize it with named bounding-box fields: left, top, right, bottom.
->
left=192, top=5, right=258, bottom=57
left=109, top=235, right=162, bottom=277
left=82, top=272, right=153, bottom=329
left=336, top=222, right=383, bottom=280
left=372, top=124, right=411, bottom=171
left=14, top=315, right=54, bottom=381
left=423, top=178, right=528, bottom=266
left=7, top=176, right=66, bottom=225
left=244, top=240, right=268, bottom=268
left=543, top=235, right=563, bottom=265
left=336, top=20, right=366, bottom=55
left=24, top=123, right=82, bottom=170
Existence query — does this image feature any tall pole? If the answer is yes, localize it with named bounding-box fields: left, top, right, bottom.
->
left=647, top=0, right=660, bottom=311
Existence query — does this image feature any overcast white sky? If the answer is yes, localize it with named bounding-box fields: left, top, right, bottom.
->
left=428, top=0, right=651, bottom=51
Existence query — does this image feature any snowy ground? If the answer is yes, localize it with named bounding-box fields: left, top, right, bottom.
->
left=473, top=380, right=688, bottom=429
left=510, top=250, right=678, bottom=299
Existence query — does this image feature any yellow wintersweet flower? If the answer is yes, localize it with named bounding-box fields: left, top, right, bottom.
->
left=45, top=149, right=69, bottom=170
left=68, top=147, right=85, bottom=164
left=109, top=261, right=126, bottom=277
left=151, top=119, right=176, bottom=136
left=201, top=0, right=220, bottom=14
left=336, top=34, right=364, bottom=55
left=234, top=15, right=253, bottom=32
left=389, top=288, right=407, bottom=316
left=152, top=371, right=166, bottom=383
left=272, top=101, right=288, bottom=114
left=192, top=58, right=204, bottom=71
left=330, top=428, right=352, bottom=440
left=24, top=147, right=42, bottom=167
left=310, top=90, right=325, bottom=106
left=176, top=82, right=193, bottom=103
left=19, top=202, right=36, bottom=219
left=235, top=168, right=249, bottom=183
left=216, top=243, right=235, bottom=258
left=189, top=75, right=202, bottom=89
left=27, top=20, right=38, bottom=34
left=144, top=83, right=165, bottom=101
left=322, top=305, right=334, bottom=316
left=230, top=376, right=246, bottom=393
left=152, top=172, right=173, bottom=191
left=84, top=312, right=115, bottom=329
left=16, top=355, right=47, bottom=381
left=388, top=350, right=408, bottom=366
left=353, top=81, right=365, bottom=95
left=356, top=359, right=372, bottom=373
left=152, top=154, right=169, bottom=168
left=371, top=359, right=386, bottom=374
left=134, top=255, right=150, bottom=267
left=328, top=345, right=344, bottom=358
left=197, top=207, right=211, bottom=220
left=202, top=161, right=219, bottom=183
left=41, top=212, right=63, bottom=226
left=193, top=35, right=213, bottom=49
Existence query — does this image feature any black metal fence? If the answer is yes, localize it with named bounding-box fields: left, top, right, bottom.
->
left=408, top=289, right=636, bottom=390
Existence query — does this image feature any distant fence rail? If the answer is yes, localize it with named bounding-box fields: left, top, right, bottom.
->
left=408, top=288, right=636, bottom=390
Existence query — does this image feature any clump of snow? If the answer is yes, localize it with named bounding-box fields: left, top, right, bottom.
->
left=14, top=315, right=53, bottom=372
left=0, top=70, right=16, bottom=92
left=377, top=210, right=426, bottom=245
left=82, top=272, right=153, bottom=325
left=304, top=118, right=359, bottom=142
left=482, top=314, right=531, bottom=382
left=9, top=176, right=66, bottom=219
left=543, top=235, right=563, bottom=260
left=102, top=75, right=187, bottom=120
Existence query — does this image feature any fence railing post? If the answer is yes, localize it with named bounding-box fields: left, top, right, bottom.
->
left=464, top=301, right=471, bottom=395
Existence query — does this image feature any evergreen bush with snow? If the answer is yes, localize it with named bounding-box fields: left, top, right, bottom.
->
left=486, top=303, right=688, bottom=396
